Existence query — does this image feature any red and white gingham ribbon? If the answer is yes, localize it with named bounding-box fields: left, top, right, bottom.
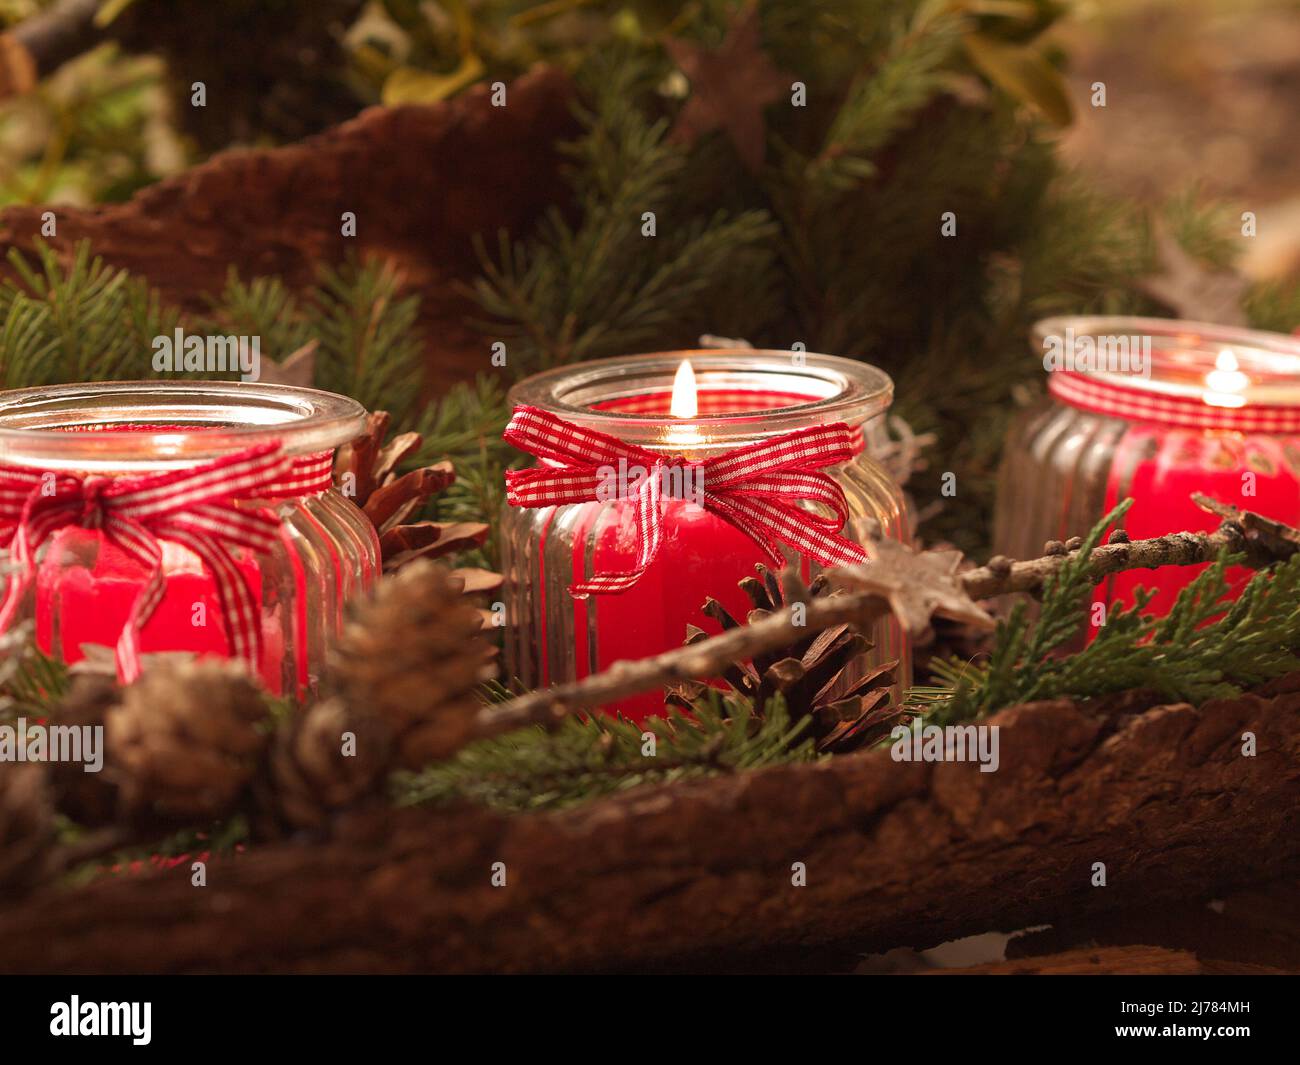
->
left=504, top=405, right=868, bottom=597
left=0, top=444, right=333, bottom=682
left=1049, top=372, right=1300, bottom=433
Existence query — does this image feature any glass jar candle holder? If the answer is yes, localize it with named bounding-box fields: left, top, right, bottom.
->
left=0, top=381, right=379, bottom=697
left=500, top=349, right=911, bottom=719
left=995, top=316, right=1300, bottom=614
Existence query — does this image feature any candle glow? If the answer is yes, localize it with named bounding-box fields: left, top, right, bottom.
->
left=1202, top=348, right=1250, bottom=408
left=666, top=359, right=702, bottom=450
left=670, top=359, right=698, bottom=418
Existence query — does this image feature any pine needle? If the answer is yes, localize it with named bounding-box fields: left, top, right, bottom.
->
left=392, top=692, right=817, bottom=812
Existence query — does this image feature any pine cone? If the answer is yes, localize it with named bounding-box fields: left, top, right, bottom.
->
left=106, top=659, right=271, bottom=820
left=335, top=411, right=504, bottom=616
left=669, top=565, right=905, bottom=753
left=269, top=697, right=392, bottom=831
left=329, top=560, right=488, bottom=769
left=48, top=674, right=121, bottom=827
left=0, top=764, right=56, bottom=896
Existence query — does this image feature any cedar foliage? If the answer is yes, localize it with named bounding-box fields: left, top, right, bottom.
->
left=912, top=502, right=1300, bottom=723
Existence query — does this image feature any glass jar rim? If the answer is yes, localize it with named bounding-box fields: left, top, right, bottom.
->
left=0, top=380, right=367, bottom=471
left=1032, top=315, right=1300, bottom=406
left=508, top=349, right=893, bottom=452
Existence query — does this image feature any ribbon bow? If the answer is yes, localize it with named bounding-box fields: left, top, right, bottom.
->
left=0, top=444, right=315, bottom=683
left=503, top=405, right=869, bottom=597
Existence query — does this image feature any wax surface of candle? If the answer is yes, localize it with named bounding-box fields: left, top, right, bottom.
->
left=35, top=529, right=292, bottom=694
left=587, top=499, right=795, bottom=719
left=1102, top=429, right=1300, bottom=615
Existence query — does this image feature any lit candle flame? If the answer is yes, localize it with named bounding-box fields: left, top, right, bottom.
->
left=666, top=359, right=702, bottom=451
left=670, top=359, right=698, bottom=419
left=1203, top=348, right=1249, bottom=408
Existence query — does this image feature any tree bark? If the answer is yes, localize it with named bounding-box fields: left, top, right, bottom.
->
left=926, top=945, right=1285, bottom=976
left=1, top=675, right=1296, bottom=974
left=0, top=66, right=577, bottom=385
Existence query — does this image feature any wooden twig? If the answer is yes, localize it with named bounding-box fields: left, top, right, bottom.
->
left=479, top=505, right=1291, bottom=736
left=0, top=0, right=101, bottom=96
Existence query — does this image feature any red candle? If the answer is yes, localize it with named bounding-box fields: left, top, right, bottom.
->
left=580, top=499, right=806, bottom=718
left=35, top=532, right=293, bottom=694
left=1101, top=428, right=1300, bottom=614
left=501, top=349, right=911, bottom=720
left=996, top=318, right=1300, bottom=617
left=0, top=382, right=378, bottom=697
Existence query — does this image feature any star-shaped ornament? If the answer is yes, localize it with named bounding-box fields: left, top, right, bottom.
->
left=664, top=4, right=792, bottom=171
left=258, top=339, right=317, bottom=387
left=1137, top=226, right=1250, bottom=326
left=833, top=538, right=995, bottom=637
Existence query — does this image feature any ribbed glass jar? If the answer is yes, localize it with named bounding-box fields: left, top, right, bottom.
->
left=0, top=381, right=379, bottom=697
left=995, top=317, right=1300, bottom=614
left=500, top=349, right=911, bottom=719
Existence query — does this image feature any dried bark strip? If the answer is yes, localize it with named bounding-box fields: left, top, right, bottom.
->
left=924, top=945, right=1286, bottom=976
left=0, top=67, right=577, bottom=383
left=1, top=676, right=1296, bottom=974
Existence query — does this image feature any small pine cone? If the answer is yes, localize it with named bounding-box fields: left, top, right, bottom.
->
left=270, top=698, right=392, bottom=831
left=107, top=659, right=270, bottom=820
left=330, top=560, right=487, bottom=768
left=0, top=765, right=56, bottom=896
left=49, top=674, right=121, bottom=827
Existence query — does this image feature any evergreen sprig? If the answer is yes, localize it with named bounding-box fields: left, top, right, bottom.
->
left=468, top=48, right=780, bottom=371
left=803, top=3, right=965, bottom=194
left=0, top=241, right=168, bottom=385
left=0, top=624, right=69, bottom=721
left=915, top=502, right=1300, bottom=723
left=392, top=691, right=817, bottom=812
left=203, top=257, right=425, bottom=424
left=413, top=375, right=519, bottom=566
left=205, top=269, right=316, bottom=360
left=310, top=258, right=423, bottom=420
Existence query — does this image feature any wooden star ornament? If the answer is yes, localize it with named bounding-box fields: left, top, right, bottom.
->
left=258, top=339, right=317, bottom=387
left=664, top=4, right=792, bottom=171
left=832, top=538, right=995, bottom=637
left=1137, top=225, right=1250, bottom=327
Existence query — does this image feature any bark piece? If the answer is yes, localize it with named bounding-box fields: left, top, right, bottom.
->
left=0, top=67, right=577, bottom=384
left=926, top=945, right=1285, bottom=976
left=0, top=679, right=1296, bottom=973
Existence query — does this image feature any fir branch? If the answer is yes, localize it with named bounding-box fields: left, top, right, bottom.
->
left=1244, top=275, right=1300, bottom=334
left=808, top=3, right=965, bottom=191
left=0, top=240, right=162, bottom=384
left=310, top=257, right=424, bottom=422
left=0, top=296, right=57, bottom=389
left=467, top=47, right=779, bottom=371
left=393, top=692, right=816, bottom=813
left=0, top=623, right=69, bottom=720
left=410, top=374, right=513, bottom=475
left=59, top=815, right=250, bottom=889
left=202, top=268, right=315, bottom=362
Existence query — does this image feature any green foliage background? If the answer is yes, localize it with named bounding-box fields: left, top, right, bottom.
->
left=3, top=0, right=1298, bottom=552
